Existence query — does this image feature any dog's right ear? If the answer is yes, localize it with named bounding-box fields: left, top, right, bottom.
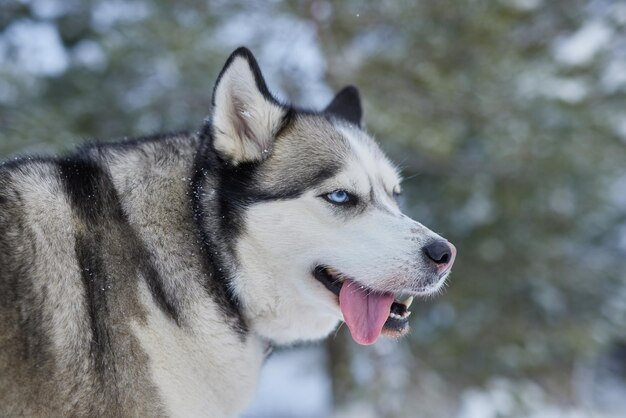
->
left=324, top=85, right=363, bottom=128
left=211, top=47, right=287, bottom=165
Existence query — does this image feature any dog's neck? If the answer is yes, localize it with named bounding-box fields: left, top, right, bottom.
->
left=189, top=129, right=250, bottom=338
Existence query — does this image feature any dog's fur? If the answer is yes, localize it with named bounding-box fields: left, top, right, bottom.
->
left=0, top=48, right=455, bottom=417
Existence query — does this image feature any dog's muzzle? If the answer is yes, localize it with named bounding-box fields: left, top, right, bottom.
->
left=313, top=266, right=414, bottom=344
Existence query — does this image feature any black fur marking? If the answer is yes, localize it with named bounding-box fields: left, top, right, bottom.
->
left=139, top=253, right=181, bottom=325
left=57, top=157, right=125, bottom=224
left=75, top=233, right=112, bottom=375
left=190, top=154, right=249, bottom=338
left=215, top=132, right=342, bottom=204
left=58, top=155, right=181, bottom=345
left=324, top=85, right=363, bottom=127
left=58, top=157, right=118, bottom=373
left=216, top=159, right=342, bottom=226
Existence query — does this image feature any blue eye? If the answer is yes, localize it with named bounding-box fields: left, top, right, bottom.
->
left=324, top=190, right=351, bottom=204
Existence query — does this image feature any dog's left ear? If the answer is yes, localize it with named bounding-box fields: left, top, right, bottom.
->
left=211, top=47, right=287, bottom=164
left=324, top=86, right=363, bottom=128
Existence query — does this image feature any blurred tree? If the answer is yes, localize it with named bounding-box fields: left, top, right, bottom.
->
left=1, top=0, right=625, bottom=415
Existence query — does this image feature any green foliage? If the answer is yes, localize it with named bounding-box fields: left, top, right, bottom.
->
left=1, top=0, right=625, bottom=413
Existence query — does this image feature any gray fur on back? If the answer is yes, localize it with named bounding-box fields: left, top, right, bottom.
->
left=0, top=133, right=242, bottom=416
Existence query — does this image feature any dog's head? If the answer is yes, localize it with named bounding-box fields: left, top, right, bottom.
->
left=207, top=48, right=456, bottom=345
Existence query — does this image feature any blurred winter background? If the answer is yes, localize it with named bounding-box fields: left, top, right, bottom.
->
left=1, top=0, right=626, bottom=417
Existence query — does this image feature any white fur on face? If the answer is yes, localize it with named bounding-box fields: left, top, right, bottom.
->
left=233, top=123, right=451, bottom=344
left=212, top=56, right=286, bottom=164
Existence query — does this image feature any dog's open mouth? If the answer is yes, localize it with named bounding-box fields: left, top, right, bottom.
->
left=313, top=266, right=414, bottom=345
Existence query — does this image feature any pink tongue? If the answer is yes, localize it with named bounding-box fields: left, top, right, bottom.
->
left=339, top=279, right=395, bottom=345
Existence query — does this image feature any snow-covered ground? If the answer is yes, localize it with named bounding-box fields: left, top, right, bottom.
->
left=244, top=345, right=626, bottom=418
left=243, top=345, right=332, bottom=418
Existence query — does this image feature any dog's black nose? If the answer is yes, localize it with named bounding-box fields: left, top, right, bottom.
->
left=422, top=240, right=453, bottom=265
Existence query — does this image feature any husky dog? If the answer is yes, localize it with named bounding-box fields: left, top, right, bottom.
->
left=0, top=48, right=456, bottom=417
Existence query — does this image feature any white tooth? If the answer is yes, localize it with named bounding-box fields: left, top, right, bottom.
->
left=401, top=296, right=414, bottom=308
left=402, top=311, right=412, bottom=319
